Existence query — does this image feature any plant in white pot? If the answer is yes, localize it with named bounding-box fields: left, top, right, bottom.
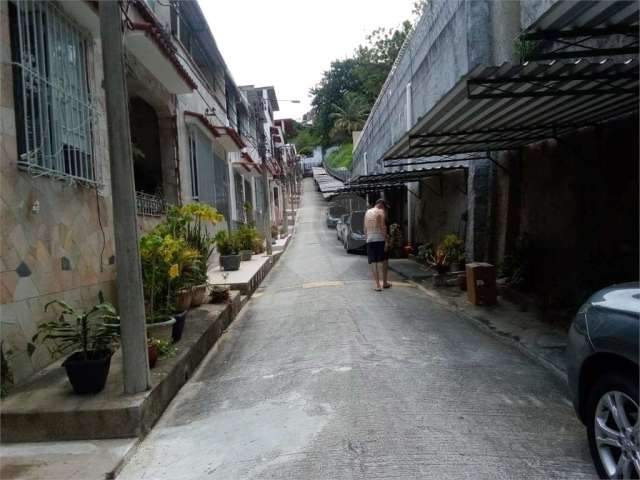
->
left=31, top=295, right=119, bottom=395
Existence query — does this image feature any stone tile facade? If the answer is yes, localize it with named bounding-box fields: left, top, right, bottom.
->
left=0, top=1, right=117, bottom=384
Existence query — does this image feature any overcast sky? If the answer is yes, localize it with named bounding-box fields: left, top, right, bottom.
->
left=200, top=0, right=415, bottom=121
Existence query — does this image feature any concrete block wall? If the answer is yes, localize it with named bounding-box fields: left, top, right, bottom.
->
left=490, top=116, right=639, bottom=309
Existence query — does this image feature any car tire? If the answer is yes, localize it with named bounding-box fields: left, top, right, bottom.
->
left=585, top=371, right=639, bottom=479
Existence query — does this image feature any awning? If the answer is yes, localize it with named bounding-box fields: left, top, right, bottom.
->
left=184, top=111, right=221, bottom=139
left=522, top=0, right=639, bottom=60
left=125, top=22, right=197, bottom=94
left=312, top=166, right=345, bottom=200
left=213, top=126, right=245, bottom=152
left=231, top=152, right=262, bottom=177
left=349, top=162, right=467, bottom=186
left=384, top=59, right=638, bottom=161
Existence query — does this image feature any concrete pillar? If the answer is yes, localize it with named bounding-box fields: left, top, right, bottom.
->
left=159, top=116, right=178, bottom=205
left=465, top=159, right=495, bottom=262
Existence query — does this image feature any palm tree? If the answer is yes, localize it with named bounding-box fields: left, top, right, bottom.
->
left=329, top=92, right=369, bottom=139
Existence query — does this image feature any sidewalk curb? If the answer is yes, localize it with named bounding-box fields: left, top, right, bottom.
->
left=408, top=280, right=568, bottom=384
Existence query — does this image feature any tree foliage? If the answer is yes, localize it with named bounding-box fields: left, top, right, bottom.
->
left=310, top=18, right=415, bottom=147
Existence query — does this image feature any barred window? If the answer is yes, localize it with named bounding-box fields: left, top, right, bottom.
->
left=9, top=1, right=98, bottom=183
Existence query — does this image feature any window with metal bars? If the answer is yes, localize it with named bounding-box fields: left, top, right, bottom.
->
left=9, top=1, right=98, bottom=183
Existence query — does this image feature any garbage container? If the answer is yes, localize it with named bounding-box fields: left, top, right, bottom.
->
left=465, top=262, right=497, bottom=305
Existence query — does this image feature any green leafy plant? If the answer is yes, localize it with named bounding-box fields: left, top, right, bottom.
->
left=31, top=296, right=119, bottom=360
left=214, top=230, right=239, bottom=256
left=271, top=224, right=279, bottom=239
left=236, top=225, right=260, bottom=251
left=388, top=223, right=403, bottom=249
left=441, top=234, right=465, bottom=265
left=140, top=233, right=201, bottom=321
left=148, top=338, right=177, bottom=359
left=416, top=242, right=434, bottom=263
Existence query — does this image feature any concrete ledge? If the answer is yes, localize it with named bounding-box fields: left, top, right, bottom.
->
left=209, top=253, right=278, bottom=296
left=0, top=292, right=241, bottom=443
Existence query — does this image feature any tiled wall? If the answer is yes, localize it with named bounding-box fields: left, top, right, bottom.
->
left=0, top=2, right=117, bottom=384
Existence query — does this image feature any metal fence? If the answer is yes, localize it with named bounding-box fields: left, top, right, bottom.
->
left=136, top=191, right=166, bottom=216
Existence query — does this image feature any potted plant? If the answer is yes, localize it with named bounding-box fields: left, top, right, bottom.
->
left=215, top=230, right=241, bottom=271
left=388, top=223, right=403, bottom=258
left=32, top=296, right=119, bottom=395
left=210, top=285, right=230, bottom=304
left=148, top=337, right=177, bottom=369
left=441, top=233, right=465, bottom=271
left=139, top=233, right=179, bottom=343
left=271, top=224, right=278, bottom=242
left=148, top=338, right=159, bottom=369
left=179, top=203, right=222, bottom=306
left=428, top=248, right=449, bottom=274
left=252, top=234, right=265, bottom=254
left=237, top=226, right=259, bottom=261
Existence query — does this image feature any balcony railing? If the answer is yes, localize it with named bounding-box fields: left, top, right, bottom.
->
left=136, top=191, right=166, bottom=216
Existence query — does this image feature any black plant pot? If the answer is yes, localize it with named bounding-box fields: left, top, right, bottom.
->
left=62, top=350, right=112, bottom=395
left=172, top=311, right=187, bottom=343
left=220, top=254, right=241, bottom=271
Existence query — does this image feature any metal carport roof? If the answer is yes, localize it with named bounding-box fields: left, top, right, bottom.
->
left=384, top=59, right=638, bottom=161
left=312, top=166, right=345, bottom=200
left=349, top=162, right=467, bottom=186
left=521, top=0, right=639, bottom=60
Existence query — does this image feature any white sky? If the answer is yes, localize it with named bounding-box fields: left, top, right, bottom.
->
left=200, top=0, right=416, bottom=121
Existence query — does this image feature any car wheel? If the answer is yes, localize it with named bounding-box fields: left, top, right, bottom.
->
left=586, top=371, right=639, bottom=479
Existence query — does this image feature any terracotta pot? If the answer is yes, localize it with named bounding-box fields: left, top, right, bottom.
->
left=148, top=344, right=158, bottom=369
left=176, top=289, right=192, bottom=312
left=190, top=285, right=207, bottom=307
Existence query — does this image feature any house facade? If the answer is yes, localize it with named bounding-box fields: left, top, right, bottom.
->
left=0, top=0, right=285, bottom=385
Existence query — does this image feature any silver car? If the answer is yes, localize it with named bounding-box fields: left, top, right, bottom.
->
left=343, top=211, right=366, bottom=253
left=326, top=206, right=346, bottom=229
left=566, top=282, right=639, bottom=479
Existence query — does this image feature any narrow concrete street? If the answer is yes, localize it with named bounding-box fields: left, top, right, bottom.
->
left=119, top=178, right=595, bottom=479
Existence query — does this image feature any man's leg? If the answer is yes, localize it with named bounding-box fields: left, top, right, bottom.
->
left=370, top=262, right=381, bottom=290
left=382, top=259, right=390, bottom=288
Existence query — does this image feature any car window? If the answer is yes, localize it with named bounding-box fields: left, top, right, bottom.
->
left=350, top=211, right=365, bottom=233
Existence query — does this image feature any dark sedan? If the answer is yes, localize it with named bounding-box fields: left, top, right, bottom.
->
left=566, top=282, right=639, bottom=479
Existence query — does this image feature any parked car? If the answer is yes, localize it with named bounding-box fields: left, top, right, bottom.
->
left=326, top=206, right=346, bottom=229
left=343, top=211, right=366, bottom=253
left=566, top=282, right=639, bottom=479
left=336, top=214, right=349, bottom=242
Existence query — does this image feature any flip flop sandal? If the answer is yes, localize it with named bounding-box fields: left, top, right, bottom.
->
left=383, top=283, right=392, bottom=289
left=373, top=287, right=382, bottom=292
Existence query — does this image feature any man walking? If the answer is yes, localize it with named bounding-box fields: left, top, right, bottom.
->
left=364, top=199, right=388, bottom=291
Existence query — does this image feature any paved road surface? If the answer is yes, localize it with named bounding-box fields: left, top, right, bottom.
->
left=119, top=178, right=594, bottom=479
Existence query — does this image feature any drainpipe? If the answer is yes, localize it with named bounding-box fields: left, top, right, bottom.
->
left=406, top=82, right=413, bottom=244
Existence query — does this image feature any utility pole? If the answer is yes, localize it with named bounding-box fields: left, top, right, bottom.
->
left=100, top=2, right=150, bottom=394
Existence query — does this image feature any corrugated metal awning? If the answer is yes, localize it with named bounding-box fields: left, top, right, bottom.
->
left=312, top=167, right=345, bottom=200
left=522, top=0, right=639, bottom=60
left=349, top=162, right=467, bottom=186
left=384, top=59, right=638, bottom=161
